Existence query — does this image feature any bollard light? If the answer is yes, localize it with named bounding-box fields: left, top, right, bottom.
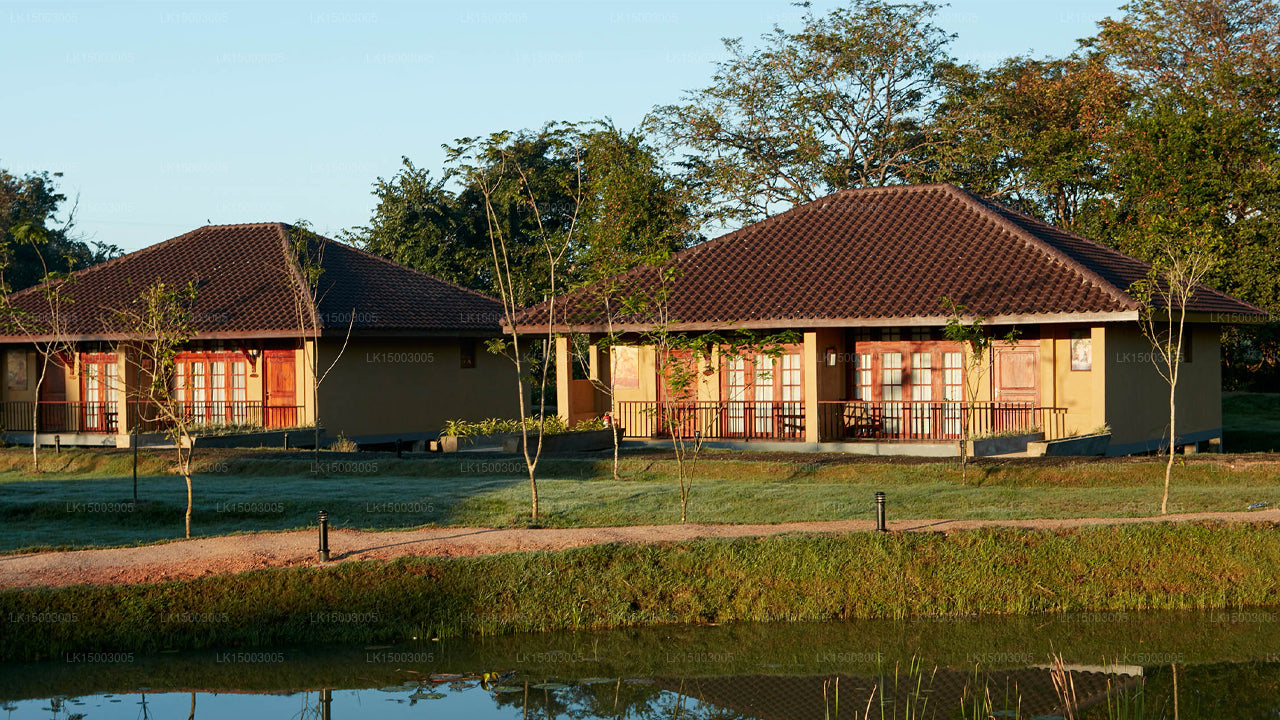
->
left=317, top=509, right=330, bottom=562
left=875, top=491, right=887, bottom=533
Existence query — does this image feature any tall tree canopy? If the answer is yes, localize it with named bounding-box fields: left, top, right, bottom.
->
left=648, top=0, right=958, bottom=224
left=349, top=123, right=694, bottom=306
left=926, top=55, right=1131, bottom=232
left=1086, top=0, right=1280, bottom=385
left=0, top=167, right=117, bottom=292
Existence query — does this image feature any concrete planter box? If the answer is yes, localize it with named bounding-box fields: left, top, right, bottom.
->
left=434, top=432, right=523, bottom=453
left=183, top=428, right=325, bottom=449
left=503, top=427, right=621, bottom=454
left=1028, top=433, right=1112, bottom=457
left=968, top=432, right=1044, bottom=457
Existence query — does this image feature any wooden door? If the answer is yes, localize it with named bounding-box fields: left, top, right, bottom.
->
left=992, top=344, right=1039, bottom=433
left=38, top=355, right=66, bottom=431
left=993, top=344, right=1040, bottom=404
left=264, top=351, right=297, bottom=428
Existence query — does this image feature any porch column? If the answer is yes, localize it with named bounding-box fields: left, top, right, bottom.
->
left=804, top=331, right=820, bottom=443
left=114, top=352, right=130, bottom=437
left=555, top=335, right=572, bottom=423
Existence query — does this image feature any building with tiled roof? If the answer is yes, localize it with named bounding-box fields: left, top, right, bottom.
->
left=0, top=223, right=518, bottom=446
left=515, top=184, right=1268, bottom=456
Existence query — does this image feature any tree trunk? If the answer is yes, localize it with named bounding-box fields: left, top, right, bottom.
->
left=30, top=360, right=49, bottom=472
left=528, top=468, right=539, bottom=521
left=181, top=440, right=194, bottom=538
left=1161, top=380, right=1177, bottom=515
left=612, top=423, right=620, bottom=480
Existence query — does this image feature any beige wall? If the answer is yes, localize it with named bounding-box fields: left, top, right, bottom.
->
left=1104, top=323, right=1221, bottom=452
left=316, top=336, right=519, bottom=440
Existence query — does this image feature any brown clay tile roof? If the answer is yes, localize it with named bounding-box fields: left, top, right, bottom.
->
left=512, top=183, right=1267, bottom=332
left=0, top=222, right=504, bottom=342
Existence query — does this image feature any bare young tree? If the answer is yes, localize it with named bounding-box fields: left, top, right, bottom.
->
left=0, top=223, right=78, bottom=470
left=281, top=221, right=355, bottom=460
left=1131, top=238, right=1218, bottom=514
left=642, top=266, right=796, bottom=522
left=942, top=296, right=1019, bottom=483
left=447, top=130, right=584, bottom=522
left=113, top=280, right=200, bottom=538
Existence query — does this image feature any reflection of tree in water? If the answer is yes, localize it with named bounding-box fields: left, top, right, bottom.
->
left=488, top=678, right=754, bottom=719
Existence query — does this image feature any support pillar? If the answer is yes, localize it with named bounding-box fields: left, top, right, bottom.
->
left=804, top=331, right=820, bottom=443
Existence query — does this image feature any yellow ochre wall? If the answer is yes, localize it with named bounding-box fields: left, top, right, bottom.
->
left=316, top=336, right=520, bottom=440
left=1104, top=323, right=1221, bottom=453
left=1037, top=325, right=1108, bottom=438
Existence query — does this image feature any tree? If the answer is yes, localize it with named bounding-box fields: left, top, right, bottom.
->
left=113, top=280, right=200, bottom=538
left=446, top=126, right=585, bottom=522
left=283, top=221, right=355, bottom=458
left=351, top=127, right=584, bottom=308
left=349, top=124, right=694, bottom=308
left=0, top=167, right=118, bottom=291
left=0, top=223, right=79, bottom=471
left=345, top=157, right=489, bottom=292
left=566, top=123, right=700, bottom=480
left=942, top=297, right=1018, bottom=483
left=637, top=263, right=796, bottom=523
left=1130, top=221, right=1220, bottom=514
left=1087, top=0, right=1280, bottom=387
left=648, top=0, right=958, bottom=225
left=1092, top=0, right=1280, bottom=120
left=925, top=54, right=1131, bottom=231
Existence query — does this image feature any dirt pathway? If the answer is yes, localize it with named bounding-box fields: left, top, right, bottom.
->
left=3, top=509, right=1278, bottom=589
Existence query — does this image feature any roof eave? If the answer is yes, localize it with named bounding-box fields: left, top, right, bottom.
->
left=509, top=310, right=1147, bottom=335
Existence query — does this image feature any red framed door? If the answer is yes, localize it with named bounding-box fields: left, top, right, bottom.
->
left=264, top=350, right=297, bottom=429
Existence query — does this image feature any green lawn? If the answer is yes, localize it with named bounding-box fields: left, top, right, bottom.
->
left=0, top=447, right=1277, bottom=553
left=1223, top=392, right=1280, bottom=452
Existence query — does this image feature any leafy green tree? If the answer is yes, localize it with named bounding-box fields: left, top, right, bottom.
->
left=0, top=167, right=119, bottom=291
left=350, top=124, right=693, bottom=308
left=926, top=55, right=1130, bottom=231
left=574, top=122, right=697, bottom=277
left=1086, top=0, right=1280, bottom=386
left=648, top=0, right=958, bottom=224
left=345, top=158, right=486, bottom=291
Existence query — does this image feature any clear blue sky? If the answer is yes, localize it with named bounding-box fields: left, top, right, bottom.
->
left=3, top=0, right=1122, bottom=253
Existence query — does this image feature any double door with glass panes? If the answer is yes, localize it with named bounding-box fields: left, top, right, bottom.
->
left=80, top=354, right=118, bottom=433
left=723, top=350, right=802, bottom=438
left=174, top=354, right=248, bottom=426
left=849, top=345, right=965, bottom=439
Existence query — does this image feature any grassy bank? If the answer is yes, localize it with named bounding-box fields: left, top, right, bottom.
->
left=2, top=448, right=1278, bottom=552
left=3, top=522, right=1279, bottom=662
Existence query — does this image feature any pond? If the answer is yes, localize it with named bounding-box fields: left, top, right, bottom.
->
left=3, top=609, right=1279, bottom=719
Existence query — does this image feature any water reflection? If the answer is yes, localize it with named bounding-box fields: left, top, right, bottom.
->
left=3, top=609, right=1280, bottom=719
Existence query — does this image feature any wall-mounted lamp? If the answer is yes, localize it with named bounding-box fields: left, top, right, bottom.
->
left=244, top=347, right=262, bottom=378
left=825, top=346, right=838, bottom=367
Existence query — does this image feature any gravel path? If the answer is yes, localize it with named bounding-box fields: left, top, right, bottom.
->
left=3, top=509, right=1277, bottom=589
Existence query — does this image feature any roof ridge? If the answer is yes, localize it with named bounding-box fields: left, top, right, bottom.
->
left=324, top=236, right=505, bottom=305
left=273, top=222, right=324, bottom=331
left=939, top=185, right=1140, bottom=310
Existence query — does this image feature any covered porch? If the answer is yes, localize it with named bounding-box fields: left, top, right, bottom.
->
left=558, top=326, right=1077, bottom=449
left=0, top=342, right=310, bottom=447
